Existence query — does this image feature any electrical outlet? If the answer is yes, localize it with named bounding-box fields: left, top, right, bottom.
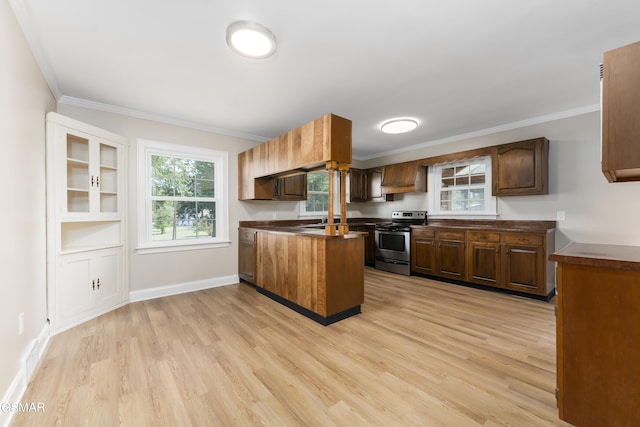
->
left=556, top=210, right=566, bottom=221
left=272, top=211, right=277, bottom=220
left=19, top=312, right=24, bottom=335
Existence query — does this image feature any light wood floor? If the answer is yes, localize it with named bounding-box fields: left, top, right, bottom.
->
left=13, top=268, right=572, bottom=426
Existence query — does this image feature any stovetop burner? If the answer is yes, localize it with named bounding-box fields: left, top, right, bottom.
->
left=374, top=222, right=411, bottom=232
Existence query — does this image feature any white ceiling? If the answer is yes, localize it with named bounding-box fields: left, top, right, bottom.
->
left=10, top=0, right=640, bottom=159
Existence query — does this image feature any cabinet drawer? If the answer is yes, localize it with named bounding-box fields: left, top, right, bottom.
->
left=436, top=229, right=465, bottom=241
left=467, top=231, right=500, bottom=242
left=503, top=233, right=543, bottom=246
left=411, top=227, right=434, bottom=238
left=239, top=228, right=257, bottom=243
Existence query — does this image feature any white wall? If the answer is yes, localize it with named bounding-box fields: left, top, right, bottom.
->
left=0, top=0, right=56, bottom=421
left=354, top=111, right=640, bottom=248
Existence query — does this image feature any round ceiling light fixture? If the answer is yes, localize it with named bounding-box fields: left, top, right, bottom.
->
left=226, top=21, right=277, bottom=59
left=380, top=118, right=419, bottom=134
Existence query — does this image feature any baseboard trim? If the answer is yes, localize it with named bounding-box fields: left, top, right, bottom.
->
left=129, top=274, right=239, bottom=303
left=0, top=322, right=50, bottom=427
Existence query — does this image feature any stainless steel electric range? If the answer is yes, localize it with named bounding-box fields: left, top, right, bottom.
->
left=374, top=211, right=427, bottom=276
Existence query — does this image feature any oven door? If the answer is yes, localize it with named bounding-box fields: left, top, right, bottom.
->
left=374, top=229, right=410, bottom=263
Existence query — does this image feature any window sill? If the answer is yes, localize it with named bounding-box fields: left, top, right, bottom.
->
left=136, top=240, right=231, bottom=255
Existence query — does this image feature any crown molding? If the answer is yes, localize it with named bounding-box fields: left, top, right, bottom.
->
left=9, top=0, right=62, bottom=99
left=354, top=103, right=600, bottom=161
left=58, top=96, right=269, bottom=142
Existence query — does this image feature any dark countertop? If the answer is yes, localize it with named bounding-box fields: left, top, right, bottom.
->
left=550, top=242, right=640, bottom=272
left=239, top=219, right=379, bottom=240
left=412, top=219, right=556, bottom=233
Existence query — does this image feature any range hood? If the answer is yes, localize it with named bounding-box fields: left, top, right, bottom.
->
left=380, top=160, right=427, bottom=194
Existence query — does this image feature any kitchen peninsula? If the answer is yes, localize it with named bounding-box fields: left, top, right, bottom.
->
left=238, top=113, right=367, bottom=324
left=239, top=221, right=366, bottom=325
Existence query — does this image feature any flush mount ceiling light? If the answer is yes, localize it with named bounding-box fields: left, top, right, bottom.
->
left=380, top=118, right=419, bottom=134
left=226, top=20, right=277, bottom=59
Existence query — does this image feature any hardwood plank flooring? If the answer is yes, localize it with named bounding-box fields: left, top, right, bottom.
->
left=12, top=268, right=571, bottom=426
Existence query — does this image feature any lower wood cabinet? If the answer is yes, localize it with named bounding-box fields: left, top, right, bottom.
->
left=435, top=230, right=466, bottom=280
left=349, top=224, right=375, bottom=265
left=550, top=243, right=640, bottom=426
left=502, top=233, right=546, bottom=294
left=411, top=223, right=555, bottom=298
left=466, top=231, right=501, bottom=288
left=411, top=227, right=436, bottom=275
left=238, top=228, right=257, bottom=284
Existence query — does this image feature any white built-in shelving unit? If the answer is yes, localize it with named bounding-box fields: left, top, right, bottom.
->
left=46, top=112, right=128, bottom=334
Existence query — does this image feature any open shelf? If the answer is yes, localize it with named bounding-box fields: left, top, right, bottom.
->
left=60, top=220, right=121, bottom=252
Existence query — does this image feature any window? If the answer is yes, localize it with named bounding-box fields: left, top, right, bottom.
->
left=428, top=156, right=496, bottom=217
left=299, top=171, right=339, bottom=217
left=137, top=139, right=229, bottom=253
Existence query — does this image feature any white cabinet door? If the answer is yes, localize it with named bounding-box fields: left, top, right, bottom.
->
left=93, top=248, right=124, bottom=309
left=53, top=248, right=125, bottom=332
left=56, top=253, right=94, bottom=329
left=56, top=125, right=124, bottom=220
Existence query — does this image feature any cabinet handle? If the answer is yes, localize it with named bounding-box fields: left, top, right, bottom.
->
left=97, top=278, right=100, bottom=289
left=91, top=176, right=94, bottom=187
left=506, top=248, right=510, bottom=256
left=496, top=247, right=500, bottom=255
left=92, top=279, right=95, bottom=290
left=96, top=176, right=100, bottom=188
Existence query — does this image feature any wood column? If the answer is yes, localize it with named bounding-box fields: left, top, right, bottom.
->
left=338, top=163, right=349, bottom=235
left=325, top=161, right=337, bottom=235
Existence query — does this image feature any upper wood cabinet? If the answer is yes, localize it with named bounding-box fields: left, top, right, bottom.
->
left=274, top=174, right=307, bottom=201
left=366, top=168, right=394, bottom=202
left=602, top=41, right=640, bottom=182
left=348, top=168, right=367, bottom=202
left=492, top=137, right=549, bottom=196
left=238, top=114, right=352, bottom=200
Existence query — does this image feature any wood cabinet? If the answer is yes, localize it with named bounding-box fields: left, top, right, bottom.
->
left=602, top=41, right=640, bottom=182
left=550, top=243, right=640, bottom=426
left=46, top=113, right=128, bottom=334
left=238, top=114, right=352, bottom=200
left=255, top=231, right=364, bottom=324
left=466, top=231, right=501, bottom=288
left=411, top=227, right=465, bottom=280
left=411, top=227, right=436, bottom=275
left=435, top=229, right=466, bottom=280
left=349, top=224, right=375, bottom=265
left=348, top=168, right=367, bottom=202
left=366, top=168, right=394, bottom=202
left=492, top=137, right=549, bottom=196
left=274, top=174, right=307, bottom=201
left=502, top=233, right=546, bottom=294
left=411, top=221, right=555, bottom=299
left=238, top=228, right=257, bottom=284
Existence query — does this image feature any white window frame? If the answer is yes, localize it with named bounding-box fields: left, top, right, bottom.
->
left=427, top=156, right=497, bottom=219
left=136, top=139, right=229, bottom=254
left=298, top=171, right=340, bottom=218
